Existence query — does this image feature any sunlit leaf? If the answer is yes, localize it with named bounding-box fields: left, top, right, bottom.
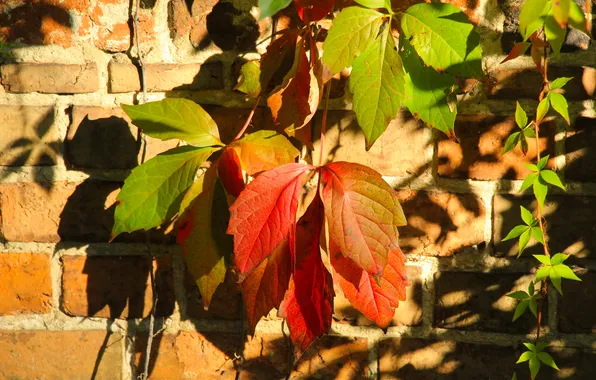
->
left=545, top=12, right=566, bottom=56
left=503, top=225, right=529, bottom=241
left=521, top=172, right=539, bottom=192
left=549, top=76, right=573, bottom=90
left=502, top=132, right=521, bottom=155
left=533, top=175, right=548, bottom=208
left=232, top=130, right=300, bottom=175
left=537, top=352, right=559, bottom=370
left=540, top=169, right=565, bottom=190
left=568, top=1, right=591, bottom=36
left=532, top=226, right=545, bottom=245
left=516, top=101, right=528, bottom=128
left=536, top=97, right=550, bottom=124
left=521, top=205, right=534, bottom=225
left=548, top=92, right=570, bottom=124
left=552, top=0, right=570, bottom=28
left=235, top=62, right=262, bottom=98
left=501, top=42, right=531, bottom=64
left=520, top=0, right=551, bottom=39
left=258, top=0, right=292, bottom=19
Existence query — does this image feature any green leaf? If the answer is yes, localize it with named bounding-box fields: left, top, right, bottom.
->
left=556, top=264, right=581, bottom=281
left=530, top=355, right=541, bottom=379
left=401, top=3, right=483, bottom=78
left=536, top=97, right=550, bottom=124
left=526, top=163, right=539, bottom=172
left=322, top=7, right=384, bottom=73
left=515, top=101, right=528, bottom=129
left=517, top=351, right=533, bottom=363
left=502, top=132, right=521, bottom=155
left=235, top=61, right=262, bottom=98
left=549, top=77, right=573, bottom=90
left=502, top=225, right=529, bottom=241
left=533, top=176, right=548, bottom=209
left=536, top=266, right=551, bottom=281
left=521, top=172, right=538, bottom=192
left=513, top=300, right=529, bottom=321
left=524, top=343, right=537, bottom=352
left=258, top=0, right=292, bottom=19
left=512, top=372, right=518, bottom=380
left=520, top=0, right=551, bottom=39
left=507, top=290, right=530, bottom=300
left=520, top=205, right=534, bottom=225
left=552, top=0, right=570, bottom=28
left=536, top=341, right=549, bottom=352
left=568, top=1, right=590, bottom=36
left=534, top=254, right=551, bottom=265
left=231, top=130, right=300, bottom=175
left=540, top=170, right=565, bottom=190
left=524, top=126, right=536, bottom=138
left=111, top=145, right=217, bottom=239
left=550, top=266, right=563, bottom=294
left=122, top=99, right=224, bottom=147
left=354, top=0, right=388, bottom=9
left=529, top=280, right=536, bottom=295
left=349, top=27, right=405, bottom=150
left=519, top=228, right=532, bottom=255
left=532, top=226, right=545, bottom=245
left=549, top=92, right=570, bottom=124
left=545, top=13, right=567, bottom=56
left=400, top=36, right=456, bottom=136
left=528, top=299, right=538, bottom=317
left=537, top=352, right=559, bottom=370
left=537, top=155, right=549, bottom=170
left=551, top=253, right=568, bottom=265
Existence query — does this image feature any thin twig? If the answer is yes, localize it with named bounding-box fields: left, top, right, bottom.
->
left=318, top=83, right=332, bottom=166
left=233, top=96, right=261, bottom=142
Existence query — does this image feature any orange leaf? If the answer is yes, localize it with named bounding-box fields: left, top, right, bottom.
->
left=231, top=130, right=300, bottom=176
left=218, top=147, right=245, bottom=199
left=260, top=32, right=299, bottom=94
left=501, top=42, right=531, bottom=64
left=294, top=0, right=335, bottom=22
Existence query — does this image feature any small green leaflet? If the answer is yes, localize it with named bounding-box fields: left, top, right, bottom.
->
left=549, top=77, right=572, bottom=90
left=534, top=253, right=581, bottom=294
left=322, top=7, right=385, bottom=74
left=502, top=206, right=540, bottom=257
left=568, top=1, right=591, bottom=36
left=258, top=0, right=292, bottom=19
left=544, top=9, right=566, bottom=56
left=354, top=0, right=392, bottom=12
left=519, top=0, right=551, bottom=40
left=349, top=26, right=405, bottom=150
left=517, top=341, right=559, bottom=380
left=235, top=62, right=262, bottom=98
left=122, top=99, right=224, bottom=147
left=507, top=281, right=539, bottom=321
left=400, top=36, right=456, bottom=136
left=548, top=92, right=570, bottom=124
left=111, top=145, right=217, bottom=240
left=401, top=3, right=483, bottom=79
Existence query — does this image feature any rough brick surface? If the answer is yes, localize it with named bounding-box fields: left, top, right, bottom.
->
left=0, top=105, right=60, bottom=166
left=493, top=194, right=596, bottom=259
left=0, top=252, right=52, bottom=315
left=565, top=116, right=596, bottom=182
left=67, top=106, right=178, bottom=169
left=397, top=190, right=485, bottom=256
left=108, top=62, right=224, bottom=93
left=0, top=330, right=123, bottom=379
left=61, top=255, right=175, bottom=319
left=379, top=338, right=516, bottom=379
left=545, top=346, right=596, bottom=379
left=334, top=265, right=423, bottom=326
left=1, top=63, right=99, bottom=94
left=135, top=331, right=240, bottom=380
left=558, top=271, right=596, bottom=333
left=434, top=271, right=543, bottom=333
left=312, top=111, right=431, bottom=176
left=437, top=116, right=556, bottom=180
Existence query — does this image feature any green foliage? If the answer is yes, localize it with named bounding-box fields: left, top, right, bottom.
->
left=534, top=253, right=581, bottom=294
left=517, top=342, right=559, bottom=379
left=502, top=206, right=541, bottom=256
left=519, top=155, right=565, bottom=209
left=354, top=0, right=392, bottom=13
left=235, top=62, right=262, bottom=98
left=257, top=0, right=292, bottom=19
left=502, top=102, right=535, bottom=155
left=507, top=281, right=540, bottom=321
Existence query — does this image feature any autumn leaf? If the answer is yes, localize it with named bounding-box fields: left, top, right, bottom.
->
left=294, top=0, right=335, bottom=22
left=177, top=165, right=233, bottom=309
left=242, top=237, right=292, bottom=331
left=320, top=162, right=406, bottom=276
left=231, top=130, right=300, bottom=175
left=501, top=42, right=531, bottom=64
left=228, top=163, right=313, bottom=274
left=235, top=61, right=262, bottom=98
left=260, top=32, right=299, bottom=94
left=217, top=147, right=245, bottom=199
left=279, top=195, right=334, bottom=356
left=331, top=242, right=407, bottom=327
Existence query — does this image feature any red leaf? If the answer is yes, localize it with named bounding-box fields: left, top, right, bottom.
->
left=331, top=241, right=408, bottom=328
left=241, top=236, right=292, bottom=331
left=279, top=195, right=334, bottom=357
left=319, top=162, right=406, bottom=276
left=501, top=42, right=531, bottom=64
left=228, top=163, right=313, bottom=274
left=294, top=0, right=335, bottom=22
left=218, top=147, right=245, bottom=199
left=260, top=32, right=299, bottom=93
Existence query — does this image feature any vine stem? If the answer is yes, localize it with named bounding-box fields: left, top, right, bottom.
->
left=318, top=83, right=331, bottom=166
left=233, top=96, right=261, bottom=142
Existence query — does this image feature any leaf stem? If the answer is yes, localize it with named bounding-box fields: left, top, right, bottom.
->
left=233, top=96, right=261, bottom=142
left=318, top=83, right=332, bottom=166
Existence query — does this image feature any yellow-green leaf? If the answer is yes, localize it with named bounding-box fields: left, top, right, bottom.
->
left=231, top=130, right=300, bottom=175
left=235, top=62, right=262, bottom=98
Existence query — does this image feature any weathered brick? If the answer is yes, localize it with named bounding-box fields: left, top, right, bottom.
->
left=67, top=106, right=178, bottom=170
left=565, top=116, right=596, bottom=182
left=493, top=194, right=596, bottom=259
left=241, top=333, right=291, bottom=379
left=0, top=330, right=123, bottom=379
left=0, top=181, right=173, bottom=243
left=168, top=0, right=219, bottom=47
left=0, top=105, right=60, bottom=166
left=0, top=252, right=52, bottom=315
left=61, top=255, right=175, bottom=319
left=184, top=270, right=242, bottom=321
left=196, top=1, right=260, bottom=52
left=397, top=190, right=485, bottom=256
left=135, top=331, right=240, bottom=379
left=312, top=111, right=431, bottom=176
left=437, top=115, right=555, bottom=180
left=558, top=271, right=596, bottom=333
left=1, top=63, right=99, bottom=93
left=379, top=338, right=516, bottom=379
left=434, top=271, right=544, bottom=333
left=108, top=62, right=224, bottom=93
left=543, top=346, right=596, bottom=379
left=334, top=265, right=423, bottom=326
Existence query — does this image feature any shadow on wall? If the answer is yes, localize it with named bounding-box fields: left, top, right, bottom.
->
left=0, top=2, right=71, bottom=46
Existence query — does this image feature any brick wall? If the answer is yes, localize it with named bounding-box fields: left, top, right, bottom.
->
left=0, top=0, right=594, bottom=379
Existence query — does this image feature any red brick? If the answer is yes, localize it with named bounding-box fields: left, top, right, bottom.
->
left=334, top=265, right=423, bottom=326
left=565, top=116, right=596, bottom=182
left=67, top=106, right=178, bottom=170
left=0, top=252, right=52, bottom=315
left=312, top=111, right=431, bottom=176
left=0, top=330, right=123, bottom=379
left=1, top=63, right=99, bottom=94
left=241, top=333, right=291, bottom=378
left=134, top=331, right=240, bottom=379
left=61, top=255, right=175, bottom=319
left=0, top=105, right=60, bottom=166
left=379, top=338, right=516, bottom=379
left=437, top=115, right=556, bottom=180
left=434, top=271, right=544, bottom=333
left=108, top=62, right=224, bottom=93
left=558, top=270, right=596, bottom=333
left=397, top=190, right=485, bottom=256
left=184, top=270, right=242, bottom=321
